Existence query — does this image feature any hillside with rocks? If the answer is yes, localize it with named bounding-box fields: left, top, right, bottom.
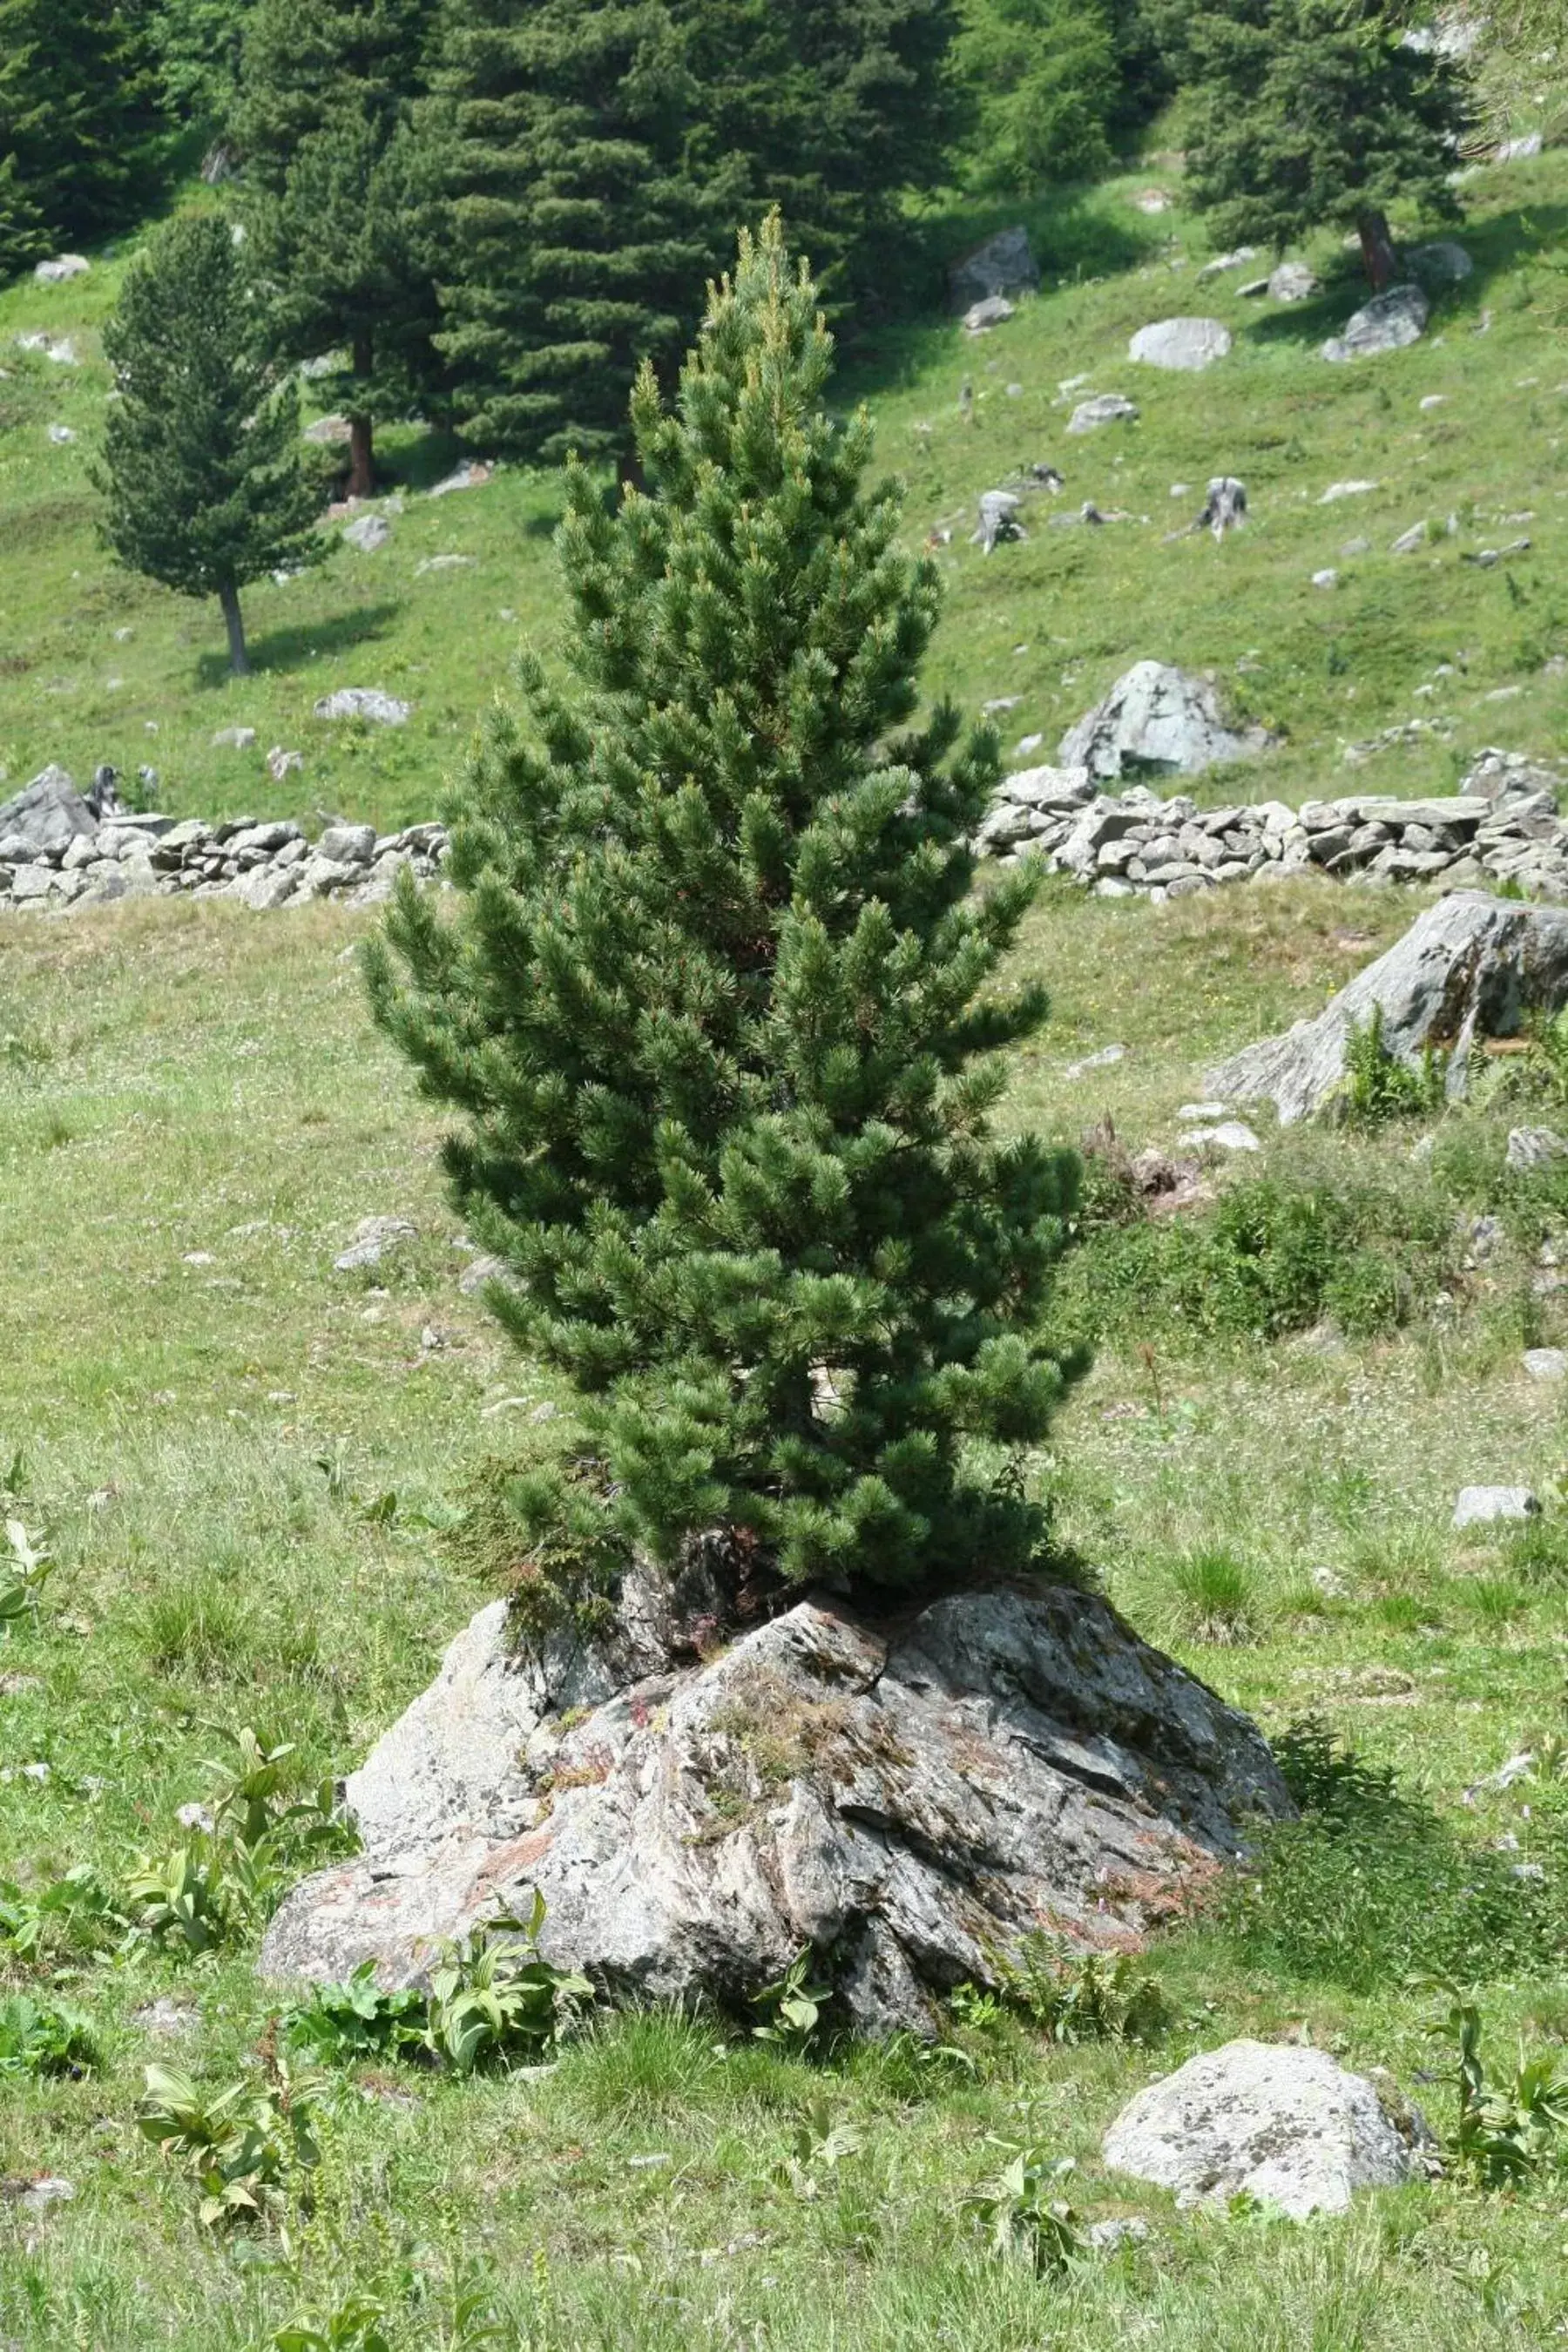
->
left=10, top=30, right=1568, bottom=2350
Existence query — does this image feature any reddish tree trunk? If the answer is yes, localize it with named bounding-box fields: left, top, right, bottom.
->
left=347, top=335, right=375, bottom=499
left=1356, top=207, right=1398, bottom=293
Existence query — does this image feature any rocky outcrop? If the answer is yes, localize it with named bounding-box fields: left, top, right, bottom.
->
left=1058, top=662, right=1270, bottom=782
left=0, top=770, right=448, bottom=916
left=1206, top=893, right=1568, bottom=1122
left=977, top=747, right=1568, bottom=903
left=261, top=1584, right=1292, bottom=2035
left=1104, top=2042, right=1429, bottom=2218
left=948, top=226, right=1039, bottom=313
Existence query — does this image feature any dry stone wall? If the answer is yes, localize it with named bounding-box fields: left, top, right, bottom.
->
left=978, top=748, right=1568, bottom=902
left=0, top=767, right=447, bottom=914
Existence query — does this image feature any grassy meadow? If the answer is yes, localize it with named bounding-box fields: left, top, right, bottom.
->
left=7, top=124, right=1568, bottom=2352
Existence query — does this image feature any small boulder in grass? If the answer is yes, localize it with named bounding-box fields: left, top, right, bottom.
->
left=1452, top=1486, right=1541, bottom=1530
left=1103, top=2041, right=1427, bottom=2219
left=1523, top=1348, right=1568, bottom=1382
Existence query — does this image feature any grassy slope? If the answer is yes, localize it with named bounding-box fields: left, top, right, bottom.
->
left=2, top=152, right=1567, bottom=833
left=7, top=152, right=1568, bottom=2352
left=6, top=880, right=1568, bottom=2346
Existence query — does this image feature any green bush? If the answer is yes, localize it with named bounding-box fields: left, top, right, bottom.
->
left=1060, top=1173, right=1455, bottom=1345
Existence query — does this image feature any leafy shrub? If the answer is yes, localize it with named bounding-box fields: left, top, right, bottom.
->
left=989, top=1932, right=1166, bottom=2043
left=1339, top=1007, right=1447, bottom=1127
left=1428, top=1990, right=1568, bottom=2186
left=0, top=1994, right=96, bottom=2077
left=1061, top=1173, right=1455, bottom=1344
left=0, top=1863, right=123, bottom=1961
left=426, top=1900, right=591, bottom=2073
left=138, top=2057, right=328, bottom=2229
left=0, top=1517, right=52, bottom=1631
left=283, top=1962, right=426, bottom=2065
left=963, top=2143, right=1083, bottom=2277
left=751, top=1950, right=834, bottom=2055
left=284, top=1898, right=591, bottom=2076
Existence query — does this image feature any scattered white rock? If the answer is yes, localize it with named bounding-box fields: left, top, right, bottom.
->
left=1268, top=260, right=1320, bottom=301
left=1183, top=1120, right=1260, bottom=1152
left=949, top=226, right=1039, bottom=311
left=1104, top=2042, right=1424, bottom=2219
left=34, top=254, right=89, bottom=285
left=17, top=332, right=77, bottom=364
left=1133, top=188, right=1173, bottom=213
left=429, top=460, right=495, bottom=498
left=334, top=1216, right=418, bottom=1274
left=1312, top=568, right=1340, bottom=589
left=1066, top=394, right=1139, bottom=434
left=1507, top=1125, right=1568, bottom=1172
left=1322, top=283, right=1429, bottom=362
left=212, top=727, right=257, bottom=751
left=342, top=513, right=391, bottom=553
left=18, top=2178, right=75, bottom=2216
left=46, top=423, right=76, bottom=444
left=1523, top=1348, right=1568, bottom=1382
left=1065, top=1044, right=1126, bottom=1078
left=1128, top=317, right=1232, bottom=372
left=1452, top=1485, right=1541, bottom=1529
left=1177, top=1101, right=1228, bottom=1120
left=314, top=688, right=412, bottom=726
left=303, top=415, right=352, bottom=445
left=1319, top=481, right=1379, bottom=504
left=415, top=553, right=476, bottom=575
left=1497, top=132, right=1543, bottom=160
left=963, top=294, right=1015, bottom=333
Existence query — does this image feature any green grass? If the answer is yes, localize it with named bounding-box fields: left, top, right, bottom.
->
left=3, top=148, right=1568, bottom=835
left=10, top=144, right=1568, bottom=2351
left=4, top=881, right=1568, bottom=2344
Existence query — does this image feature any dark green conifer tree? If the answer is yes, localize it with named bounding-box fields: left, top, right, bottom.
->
left=368, top=217, right=1081, bottom=1599
left=0, top=0, right=161, bottom=260
left=1182, top=0, right=1470, bottom=289
left=233, top=0, right=441, bottom=496
left=429, top=0, right=736, bottom=468
left=97, top=212, right=325, bottom=676
left=681, top=0, right=960, bottom=314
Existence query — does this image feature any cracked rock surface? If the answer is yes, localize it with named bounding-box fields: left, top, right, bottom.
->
left=262, top=1582, right=1291, bottom=2033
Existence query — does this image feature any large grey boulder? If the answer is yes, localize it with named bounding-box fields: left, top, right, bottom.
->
left=1268, top=260, right=1320, bottom=301
left=948, top=226, right=1039, bottom=313
left=1409, top=239, right=1473, bottom=287
left=1104, top=2041, right=1427, bottom=2218
left=1321, top=282, right=1429, bottom=362
left=1208, top=893, right=1568, bottom=1124
left=0, top=767, right=97, bottom=855
left=1059, top=661, right=1269, bottom=782
left=1128, top=317, right=1232, bottom=372
left=261, top=1583, right=1291, bottom=2034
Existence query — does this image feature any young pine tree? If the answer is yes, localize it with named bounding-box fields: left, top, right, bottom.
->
left=98, top=213, right=325, bottom=676
left=368, top=217, right=1082, bottom=1603
left=1182, top=0, right=1470, bottom=290
left=233, top=0, right=440, bottom=496
left=429, top=0, right=736, bottom=469
left=953, top=0, right=1120, bottom=194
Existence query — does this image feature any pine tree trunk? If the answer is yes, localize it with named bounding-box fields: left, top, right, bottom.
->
left=219, top=583, right=250, bottom=677
left=1356, top=207, right=1398, bottom=293
left=348, top=335, right=375, bottom=500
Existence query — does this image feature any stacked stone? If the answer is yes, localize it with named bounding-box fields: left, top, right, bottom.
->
left=0, top=769, right=448, bottom=915
left=977, top=748, right=1568, bottom=902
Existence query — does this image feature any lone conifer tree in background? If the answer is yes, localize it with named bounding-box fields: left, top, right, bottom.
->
left=1182, top=0, right=1470, bottom=290
left=368, top=217, right=1081, bottom=1600
left=98, top=213, right=324, bottom=676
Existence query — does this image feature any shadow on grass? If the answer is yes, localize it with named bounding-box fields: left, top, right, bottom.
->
left=1238, top=198, right=1568, bottom=355
left=195, top=599, right=402, bottom=689
left=1208, top=1717, right=1568, bottom=1993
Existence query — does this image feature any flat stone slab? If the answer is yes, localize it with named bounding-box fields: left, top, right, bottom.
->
left=1104, top=2040, right=1427, bottom=2218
